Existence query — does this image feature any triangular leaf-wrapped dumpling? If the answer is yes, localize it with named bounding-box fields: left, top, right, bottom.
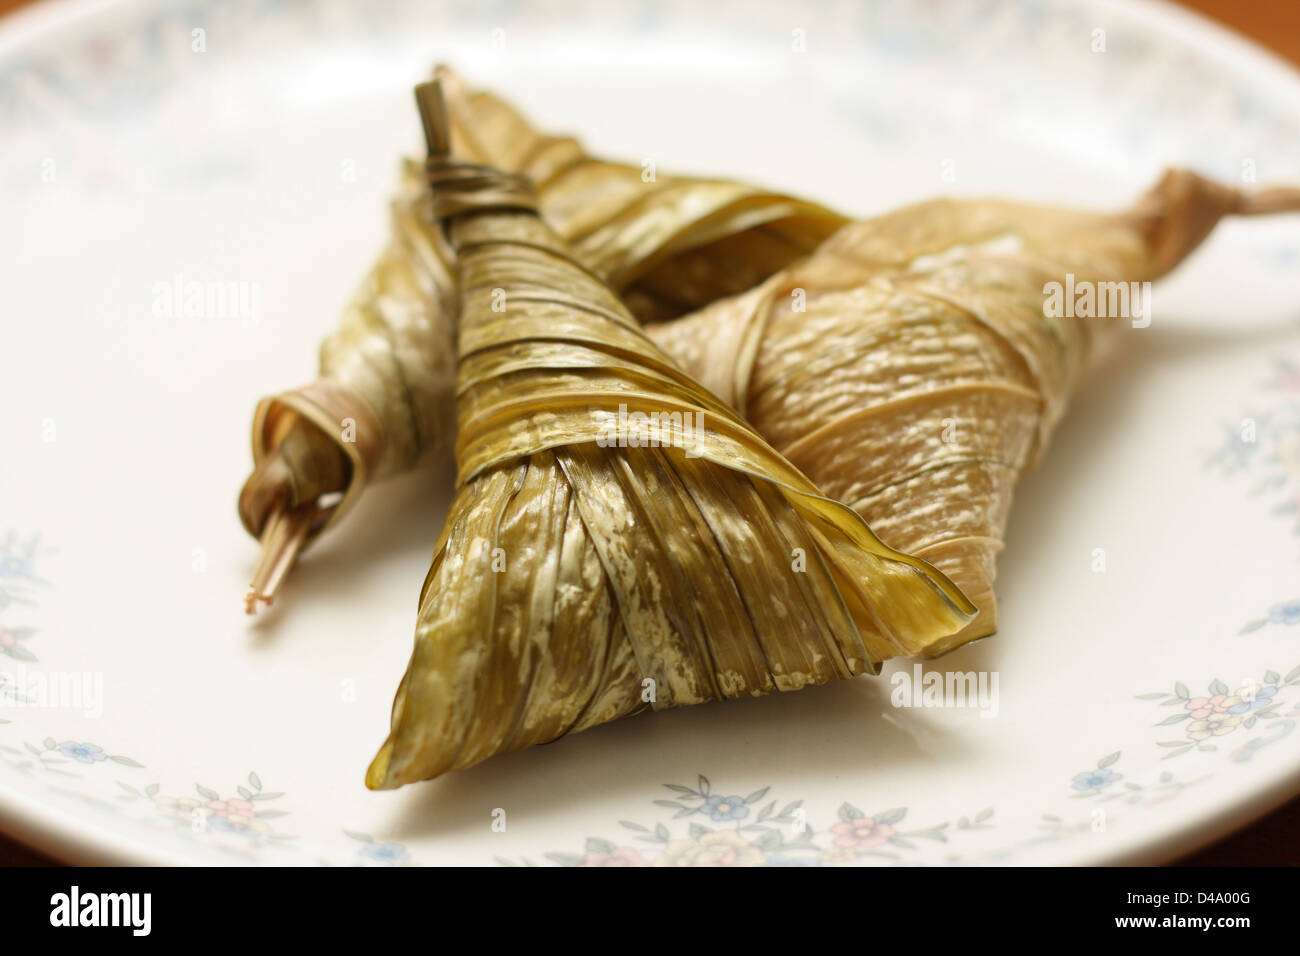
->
left=239, top=67, right=845, bottom=611
left=365, top=82, right=975, bottom=789
left=647, top=170, right=1300, bottom=650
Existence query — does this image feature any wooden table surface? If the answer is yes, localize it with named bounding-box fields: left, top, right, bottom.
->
left=0, top=0, right=1296, bottom=867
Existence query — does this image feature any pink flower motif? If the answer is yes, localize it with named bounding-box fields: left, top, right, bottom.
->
left=201, top=797, right=252, bottom=818
left=1187, top=712, right=1241, bottom=741
left=1184, top=695, right=1239, bottom=719
left=0, top=629, right=12, bottom=648
left=580, top=847, right=648, bottom=867
left=831, top=818, right=896, bottom=850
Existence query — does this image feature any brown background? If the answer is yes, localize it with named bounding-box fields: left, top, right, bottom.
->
left=0, top=0, right=1296, bottom=867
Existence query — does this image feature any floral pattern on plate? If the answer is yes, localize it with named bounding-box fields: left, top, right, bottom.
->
left=0, top=531, right=51, bottom=662
left=1138, top=667, right=1300, bottom=759
left=115, top=772, right=292, bottom=843
left=1208, top=358, right=1300, bottom=552
left=0, top=736, right=141, bottom=777
left=498, top=775, right=994, bottom=867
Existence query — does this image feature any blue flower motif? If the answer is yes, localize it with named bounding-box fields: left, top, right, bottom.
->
left=701, top=794, right=750, bottom=821
left=1071, top=769, right=1122, bottom=792
left=360, top=842, right=410, bottom=864
left=1267, top=601, right=1300, bottom=625
left=1228, top=685, right=1278, bottom=714
left=0, top=556, right=30, bottom=581
left=1209, top=426, right=1261, bottom=472
left=57, top=741, right=106, bottom=764
left=204, top=815, right=268, bottom=838
left=0, top=533, right=44, bottom=583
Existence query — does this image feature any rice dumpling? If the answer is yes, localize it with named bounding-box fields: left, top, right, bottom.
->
left=365, top=81, right=975, bottom=789
left=239, top=66, right=845, bottom=611
left=647, top=170, right=1300, bottom=649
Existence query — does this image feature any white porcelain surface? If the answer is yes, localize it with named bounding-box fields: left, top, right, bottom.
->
left=1, top=0, right=1299, bottom=865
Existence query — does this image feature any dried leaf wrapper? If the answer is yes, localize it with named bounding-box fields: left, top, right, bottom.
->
left=367, top=88, right=974, bottom=787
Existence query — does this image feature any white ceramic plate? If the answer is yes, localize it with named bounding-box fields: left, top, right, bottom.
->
left=2, top=0, right=1299, bottom=866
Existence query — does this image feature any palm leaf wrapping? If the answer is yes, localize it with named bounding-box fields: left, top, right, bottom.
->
left=334, top=75, right=1299, bottom=648
left=238, top=186, right=456, bottom=609
left=364, top=82, right=975, bottom=789
left=238, top=66, right=843, bottom=610
left=647, top=170, right=1300, bottom=649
